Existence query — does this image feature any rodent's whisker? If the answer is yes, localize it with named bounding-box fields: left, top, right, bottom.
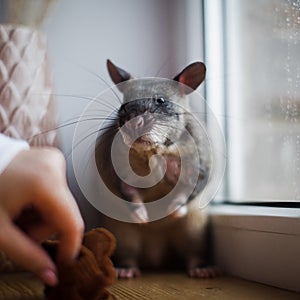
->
left=153, top=56, right=170, bottom=77
left=57, top=94, right=119, bottom=111
left=64, top=60, right=123, bottom=105
left=94, top=126, right=118, bottom=148
left=66, top=125, right=115, bottom=160
left=33, top=93, right=117, bottom=111
left=27, top=116, right=118, bottom=144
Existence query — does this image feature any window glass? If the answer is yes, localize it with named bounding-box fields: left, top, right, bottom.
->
left=205, top=0, right=300, bottom=202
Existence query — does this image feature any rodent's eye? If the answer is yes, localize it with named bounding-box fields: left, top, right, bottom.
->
left=156, top=97, right=165, bottom=104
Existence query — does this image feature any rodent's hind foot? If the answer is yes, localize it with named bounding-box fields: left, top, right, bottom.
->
left=188, top=266, right=222, bottom=279
left=116, top=267, right=141, bottom=279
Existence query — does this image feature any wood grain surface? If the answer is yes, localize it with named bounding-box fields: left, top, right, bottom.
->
left=1, top=272, right=299, bottom=300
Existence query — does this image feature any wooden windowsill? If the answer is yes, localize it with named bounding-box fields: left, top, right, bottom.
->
left=0, top=272, right=299, bottom=299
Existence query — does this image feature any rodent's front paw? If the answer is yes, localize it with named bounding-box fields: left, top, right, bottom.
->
left=167, top=194, right=187, bottom=217
left=165, top=156, right=181, bottom=184
left=129, top=203, right=149, bottom=223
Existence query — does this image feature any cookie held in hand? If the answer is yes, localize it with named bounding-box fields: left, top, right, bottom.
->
left=43, top=228, right=116, bottom=300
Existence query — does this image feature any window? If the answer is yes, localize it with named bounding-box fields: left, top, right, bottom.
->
left=205, top=0, right=300, bottom=203
left=204, top=0, right=300, bottom=292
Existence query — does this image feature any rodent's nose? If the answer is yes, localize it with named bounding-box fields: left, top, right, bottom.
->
left=125, top=115, right=144, bottom=130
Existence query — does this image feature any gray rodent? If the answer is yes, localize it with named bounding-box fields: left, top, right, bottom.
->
left=95, top=60, right=219, bottom=278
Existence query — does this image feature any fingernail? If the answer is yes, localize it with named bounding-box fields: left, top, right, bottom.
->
left=40, top=268, right=58, bottom=286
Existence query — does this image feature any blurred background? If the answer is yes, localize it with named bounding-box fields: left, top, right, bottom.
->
left=0, top=0, right=203, bottom=149
left=0, top=0, right=300, bottom=219
left=0, top=0, right=204, bottom=226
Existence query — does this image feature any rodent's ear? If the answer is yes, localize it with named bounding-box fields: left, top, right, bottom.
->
left=107, top=59, right=132, bottom=85
left=173, top=62, right=206, bottom=94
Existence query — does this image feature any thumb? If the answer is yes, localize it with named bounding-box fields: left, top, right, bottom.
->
left=0, top=219, right=57, bottom=286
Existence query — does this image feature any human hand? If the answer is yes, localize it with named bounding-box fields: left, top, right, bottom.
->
left=0, top=148, right=84, bottom=286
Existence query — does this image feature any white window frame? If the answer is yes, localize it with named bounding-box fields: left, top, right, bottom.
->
left=203, top=0, right=300, bottom=292
left=209, top=204, right=300, bottom=292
